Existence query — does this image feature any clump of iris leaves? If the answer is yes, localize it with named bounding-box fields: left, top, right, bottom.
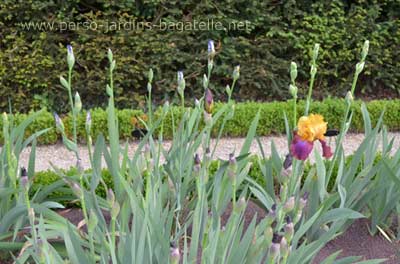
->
left=0, top=40, right=399, bottom=264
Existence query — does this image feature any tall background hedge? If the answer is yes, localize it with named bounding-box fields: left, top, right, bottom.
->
left=0, top=0, right=399, bottom=113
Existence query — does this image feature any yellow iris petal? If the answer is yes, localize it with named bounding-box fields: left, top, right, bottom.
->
left=297, top=114, right=327, bottom=142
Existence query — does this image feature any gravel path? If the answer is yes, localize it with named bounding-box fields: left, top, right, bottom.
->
left=18, top=133, right=400, bottom=171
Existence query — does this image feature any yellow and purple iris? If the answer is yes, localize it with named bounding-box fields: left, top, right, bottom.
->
left=290, top=114, right=333, bottom=160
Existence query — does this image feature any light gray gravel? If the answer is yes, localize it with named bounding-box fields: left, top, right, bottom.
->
left=16, top=133, right=399, bottom=172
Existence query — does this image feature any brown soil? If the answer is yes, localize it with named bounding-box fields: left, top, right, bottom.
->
left=313, top=219, right=400, bottom=264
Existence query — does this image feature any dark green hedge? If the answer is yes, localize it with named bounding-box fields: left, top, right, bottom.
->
left=0, top=1, right=399, bottom=113
left=0, top=99, right=399, bottom=145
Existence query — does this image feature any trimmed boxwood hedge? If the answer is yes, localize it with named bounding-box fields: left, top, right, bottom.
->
left=0, top=98, right=399, bottom=145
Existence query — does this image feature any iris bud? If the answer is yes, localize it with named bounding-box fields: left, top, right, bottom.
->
left=74, top=92, right=82, bottom=113
left=170, top=247, right=180, bottom=264
left=361, top=40, right=369, bottom=61
left=148, top=68, right=154, bottom=83
left=233, top=65, right=240, bottom=81
left=67, top=45, right=75, bottom=70
left=283, top=196, right=295, bottom=213
left=290, top=62, right=297, bottom=83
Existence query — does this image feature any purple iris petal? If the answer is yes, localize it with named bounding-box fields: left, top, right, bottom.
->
left=319, top=139, right=333, bottom=159
left=290, top=135, right=313, bottom=160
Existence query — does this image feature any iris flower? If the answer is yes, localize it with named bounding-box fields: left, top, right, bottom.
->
left=290, top=114, right=333, bottom=160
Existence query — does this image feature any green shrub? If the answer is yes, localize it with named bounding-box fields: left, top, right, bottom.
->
left=31, top=154, right=385, bottom=203
left=0, top=1, right=399, bottom=113
left=32, top=168, right=113, bottom=204
left=0, top=98, right=398, bottom=144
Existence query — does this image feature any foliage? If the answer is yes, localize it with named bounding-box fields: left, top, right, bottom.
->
left=1, top=35, right=399, bottom=263
left=0, top=98, right=399, bottom=145
left=0, top=0, right=399, bottom=113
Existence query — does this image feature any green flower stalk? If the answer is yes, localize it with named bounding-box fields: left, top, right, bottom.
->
left=21, top=168, right=38, bottom=246
left=147, top=68, right=154, bottom=127
left=228, top=153, right=238, bottom=208
left=107, top=188, right=120, bottom=254
left=289, top=62, right=298, bottom=128
left=64, top=45, right=78, bottom=148
left=305, top=43, right=320, bottom=115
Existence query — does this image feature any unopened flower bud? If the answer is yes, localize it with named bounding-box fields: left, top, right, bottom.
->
left=208, top=40, right=215, bottom=57
left=148, top=68, right=154, bottom=83
left=225, top=85, right=231, bottom=96
left=170, top=247, right=180, bottom=264
left=60, top=76, right=69, bottom=90
left=280, top=237, right=289, bottom=256
left=283, top=196, right=295, bottom=213
left=111, top=201, right=120, bottom=218
left=310, top=64, right=317, bottom=76
left=28, top=208, right=35, bottom=220
left=205, top=147, right=211, bottom=162
left=361, top=40, right=369, bottom=61
left=312, top=43, right=320, bottom=62
left=233, top=65, right=240, bottom=81
left=266, top=208, right=276, bottom=225
left=107, top=48, right=113, bottom=62
left=67, top=44, right=75, bottom=70
left=53, top=113, right=64, bottom=131
left=2, top=112, right=8, bottom=124
left=107, top=188, right=116, bottom=206
left=228, top=153, right=237, bottom=180
left=284, top=220, right=294, bottom=240
left=289, top=84, right=298, bottom=98
left=194, top=153, right=201, bottom=173
left=20, top=176, right=29, bottom=190
left=264, top=226, right=273, bottom=244
left=355, top=61, right=365, bottom=75
left=269, top=242, right=280, bottom=260
left=299, top=192, right=308, bottom=210
left=283, top=153, right=293, bottom=170
left=177, top=71, right=185, bottom=97
left=74, top=92, right=82, bottom=113
left=203, top=74, right=209, bottom=90
left=21, top=167, right=28, bottom=177
left=194, top=98, right=200, bottom=108
left=290, top=62, right=297, bottom=83
left=204, top=89, right=213, bottom=114
left=345, top=91, right=353, bottom=104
